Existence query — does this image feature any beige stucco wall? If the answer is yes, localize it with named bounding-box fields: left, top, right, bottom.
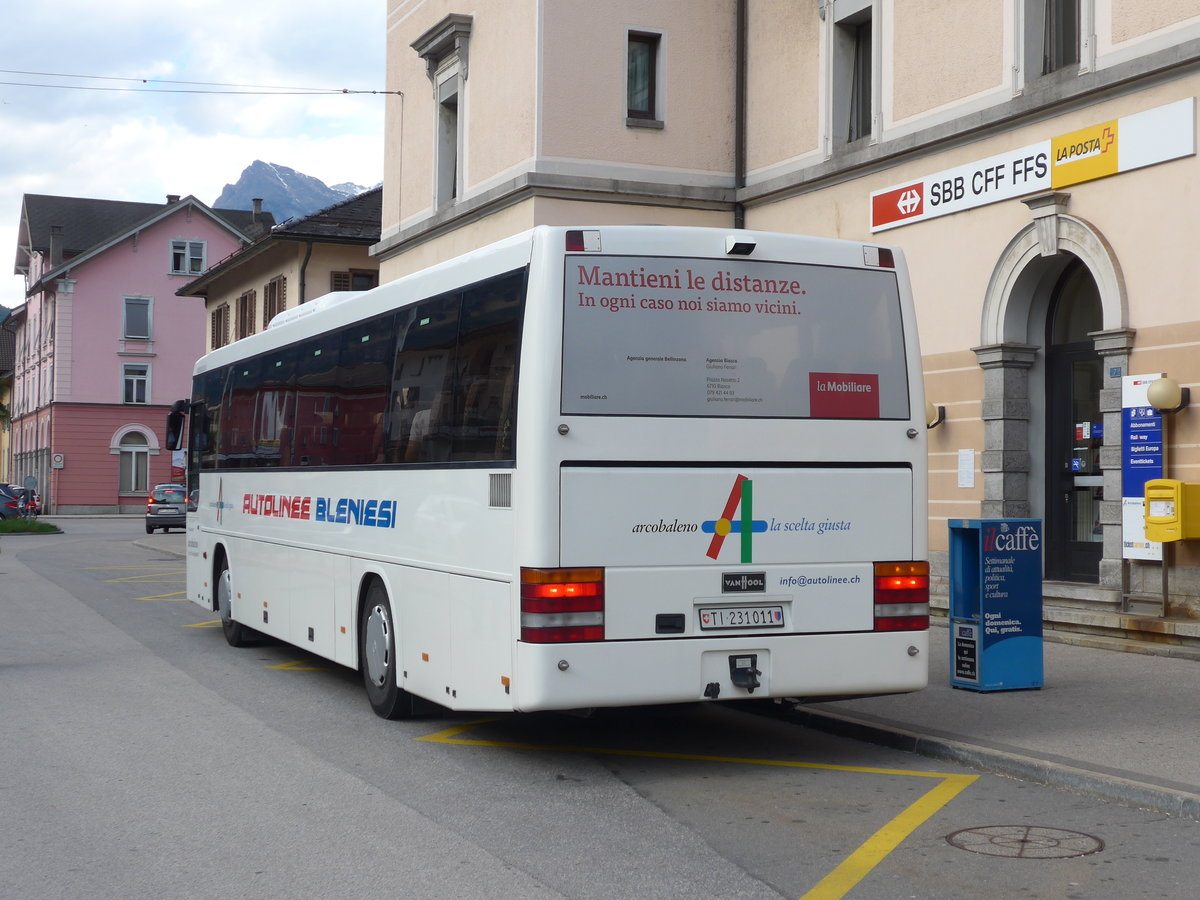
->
left=385, top=0, right=540, bottom=233
left=381, top=3, right=407, bottom=241
left=1110, top=0, right=1200, bottom=43
left=540, top=0, right=735, bottom=177
left=890, top=0, right=1006, bottom=123
left=471, top=2, right=537, bottom=189
left=298, top=244, right=381, bottom=302
left=379, top=196, right=730, bottom=284
left=744, top=1, right=821, bottom=176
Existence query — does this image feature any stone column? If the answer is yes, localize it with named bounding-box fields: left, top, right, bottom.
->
left=973, top=343, right=1038, bottom=518
left=1092, top=328, right=1136, bottom=591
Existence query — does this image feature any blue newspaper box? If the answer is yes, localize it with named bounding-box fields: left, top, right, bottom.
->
left=948, top=519, right=1043, bottom=691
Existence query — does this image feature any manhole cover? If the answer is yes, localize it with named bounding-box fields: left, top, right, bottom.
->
left=946, top=826, right=1104, bottom=859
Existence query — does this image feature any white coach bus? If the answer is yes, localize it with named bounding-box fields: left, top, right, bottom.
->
left=167, top=225, right=930, bottom=719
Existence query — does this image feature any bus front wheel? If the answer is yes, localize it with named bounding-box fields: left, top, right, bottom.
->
left=216, top=558, right=254, bottom=648
left=361, top=580, right=414, bottom=720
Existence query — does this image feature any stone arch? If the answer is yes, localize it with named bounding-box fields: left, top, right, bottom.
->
left=109, top=423, right=161, bottom=454
left=981, top=196, right=1127, bottom=345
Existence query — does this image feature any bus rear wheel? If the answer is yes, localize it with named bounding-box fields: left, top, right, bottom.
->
left=216, top=558, right=255, bottom=648
left=361, top=580, right=414, bottom=719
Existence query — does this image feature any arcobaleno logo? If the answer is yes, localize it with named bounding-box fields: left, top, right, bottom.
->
left=702, top=474, right=768, bottom=563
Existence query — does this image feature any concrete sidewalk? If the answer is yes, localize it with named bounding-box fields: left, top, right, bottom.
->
left=116, top=527, right=1200, bottom=820
left=789, top=625, right=1200, bottom=819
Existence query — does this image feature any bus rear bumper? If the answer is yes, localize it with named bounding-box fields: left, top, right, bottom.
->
left=511, top=630, right=928, bottom=712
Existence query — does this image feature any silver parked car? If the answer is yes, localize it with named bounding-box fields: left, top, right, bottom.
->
left=145, top=483, right=187, bottom=533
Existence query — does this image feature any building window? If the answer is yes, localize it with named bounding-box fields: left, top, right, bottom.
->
left=236, top=290, right=256, bottom=340
left=412, top=14, right=472, bottom=208
left=437, top=77, right=461, bottom=205
left=123, top=364, right=149, bottom=404
left=171, top=240, right=206, bottom=275
left=263, top=276, right=287, bottom=328
left=1042, top=0, right=1080, bottom=73
left=211, top=304, right=230, bottom=350
left=118, top=432, right=150, bottom=493
left=331, top=270, right=379, bottom=292
left=123, top=296, right=151, bottom=340
left=1024, top=0, right=1081, bottom=78
left=627, top=31, right=662, bottom=124
left=832, top=1, right=873, bottom=145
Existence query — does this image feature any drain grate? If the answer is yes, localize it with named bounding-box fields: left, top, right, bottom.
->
left=946, top=826, right=1104, bottom=859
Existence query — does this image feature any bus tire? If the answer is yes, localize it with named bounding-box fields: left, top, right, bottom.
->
left=216, top=556, right=255, bottom=648
left=361, top=580, right=414, bottom=720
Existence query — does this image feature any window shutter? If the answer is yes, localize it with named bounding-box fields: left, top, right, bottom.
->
left=331, top=271, right=351, bottom=292
left=211, top=304, right=230, bottom=349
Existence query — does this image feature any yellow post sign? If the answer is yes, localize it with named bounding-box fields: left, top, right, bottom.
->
left=1051, top=120, right=1119, bottom=188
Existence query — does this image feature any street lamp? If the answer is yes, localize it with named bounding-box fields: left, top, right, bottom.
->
left=1147, top=377, right=1190, bottom=415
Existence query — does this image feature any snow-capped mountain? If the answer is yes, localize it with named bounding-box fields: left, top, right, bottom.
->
left=213, top=161, right=372, bottom=224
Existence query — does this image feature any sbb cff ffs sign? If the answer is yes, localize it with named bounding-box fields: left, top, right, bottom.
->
left=870, top=99, right=1195, bottom=232
left=871, top=183, right=924, bottom=229
left=870, top=147, right=1049, bottom=231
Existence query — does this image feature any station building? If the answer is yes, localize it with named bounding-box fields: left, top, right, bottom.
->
left=375, top=1, right=1200, bottom=618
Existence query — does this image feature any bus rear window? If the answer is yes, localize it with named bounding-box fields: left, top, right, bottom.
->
left=561, top=255, right=910, bottom=419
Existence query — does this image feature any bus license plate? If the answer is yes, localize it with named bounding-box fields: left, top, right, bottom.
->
left=698, top=606, right=784, bottom=630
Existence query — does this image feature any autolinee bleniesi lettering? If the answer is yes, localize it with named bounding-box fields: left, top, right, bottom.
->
left=241, top=494, right=398, bottom=528
left=242, top=494, right=312, bottom=519
left=313, top=497, right=398, bottom=528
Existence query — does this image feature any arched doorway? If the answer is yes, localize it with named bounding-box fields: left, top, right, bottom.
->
left=1044, top=257, right=1103, bottom=582
left=977, top=197, right=1131, bottom=597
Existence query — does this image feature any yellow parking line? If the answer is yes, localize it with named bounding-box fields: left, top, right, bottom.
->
left=84, top=566, right=183, bottom=570
left=420, top=720, right=977, bottom=900
left=801, top=774, right=976, bottom=900
left=104, top=573, right=185, bottom=583
left=267, top=660, right=333, bottom=672
left=134, top=591, right=188, bottom=601
left=420, top=721, right=949, bottom=778
left=186, top=620, right=222, bottom=628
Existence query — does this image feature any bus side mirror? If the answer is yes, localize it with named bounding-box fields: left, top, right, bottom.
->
left=166, top=399, right=188, bottom=451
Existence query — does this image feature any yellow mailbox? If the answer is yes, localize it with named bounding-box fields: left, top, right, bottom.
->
left=1144, top=479, right=1200, bottom=542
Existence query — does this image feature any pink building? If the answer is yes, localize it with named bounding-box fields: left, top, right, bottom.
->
left=10, top=194, right=273, bottom=514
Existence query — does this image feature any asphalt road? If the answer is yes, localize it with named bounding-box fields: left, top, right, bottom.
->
left=1, top=519, right=1196, bottom=899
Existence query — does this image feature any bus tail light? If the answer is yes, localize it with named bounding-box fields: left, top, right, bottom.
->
left=520, top=567, right=604, bottom=643
left=873, top=561, right=929, bottom=632
left=565, top=229, right=601, bottom=252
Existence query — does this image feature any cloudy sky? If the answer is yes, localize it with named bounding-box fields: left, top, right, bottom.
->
left=0, top=0, right=386, bottom=312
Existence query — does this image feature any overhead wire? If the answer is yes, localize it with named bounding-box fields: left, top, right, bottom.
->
left=0, top=68, right=398, bottom=95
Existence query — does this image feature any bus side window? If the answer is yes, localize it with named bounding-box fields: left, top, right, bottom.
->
left=453, top=273, right=523, bottom=461
left=333, top=312, right=395, bottom=466
left=385, top=295, right=459, bottom=463
left=221, top=358, right=260, bottom=469
left=293, top=334, right=340, bottom=467
left=256, top=350, right=295, bottom=468
left=197, top=370, right=226, bottom=470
